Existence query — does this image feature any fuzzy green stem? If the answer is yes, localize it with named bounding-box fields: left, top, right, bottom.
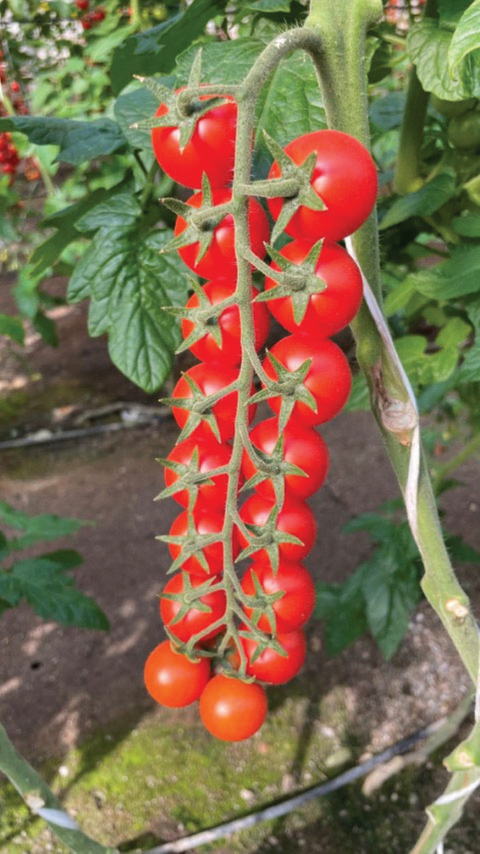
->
left=434, top=432, right=480, bottom=485
left=0, top=724, right=115, bottom=853
left=139, top=160, right=160, bottom=211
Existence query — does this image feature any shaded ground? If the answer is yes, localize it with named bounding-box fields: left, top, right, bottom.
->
left=1, top=277, right=480, bottom=852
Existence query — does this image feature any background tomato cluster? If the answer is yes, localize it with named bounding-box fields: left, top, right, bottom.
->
left=144, top=91, right=377, bottom=741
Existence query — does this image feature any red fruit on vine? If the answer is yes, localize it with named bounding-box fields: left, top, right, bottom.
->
left=174, top=188, right=269, bottom=279
left=144, top=640, right=210, bottom=707
left=241, top=561, right=315, bottom=633
left=199, top=674, right=267, bottom=741
left=163, top=435, right=232, bottom=508
left=264, top=240, right=363, bottom=338
left=268, top=130, right=378, bottom=242
left=10, top=81, right=20, bottom=93
left=167, top=504, right=239, bottom=578
left=91, top=7, right=106, bottom=21
left=240, top=628, right=306, bottom=684
left=152, top=93, right=238, bottom=189
left=263, top=334, right=352, bottom=426
left=171, top=363, right=256, bottom=443
left=81, top=16, right=93, bottom=28
left=181, top=280, right=270, bottom=366
left=160, top=572, right=226, bottom=643
left=242, top=417, right=329, bottom=500
left=238, top=494, right=317, bottom=564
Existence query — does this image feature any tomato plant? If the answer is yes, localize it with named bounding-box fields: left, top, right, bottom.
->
left=160, top=572, right=226, bottom=643
left=167, top=503, right=238, bottom=578
left=238, top=495, right=317, bottom=564
left=240, top=628, right=307, bottom=684
left=163, top=435, right=232, bottom=508
left=241, top=561, right=315, bottom=633
left=144, top=640, right=210, bottom=707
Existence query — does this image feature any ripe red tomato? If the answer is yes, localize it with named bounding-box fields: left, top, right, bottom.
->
left=238, top=494, right=317, bottom=564
left=240, top=629, right=306, bottom=684
left=164, top=435, right=232, bottom=508
left=181, top=281, right=270, bottom=366
left=171, top=363, right=256, bottom=443
left=168, top=504, right=238, bottom=578
left=268, top=130, right=378, bottom=242
left=199, top=674, right=267, bottom=741
left=241, top=561, right=315, bottom=633
left=152, top=94, right=237, bottom=189
left=242, top=417, right=329, bottom=500
left=263, top=334, right=351, bottom=426
left=264, top=240, right=363, bottom=337
left=144, top=640, right=210, bottom=707
left=174, top=189, right=269, bottom=279
left=160, top=572, right=226, bottom=643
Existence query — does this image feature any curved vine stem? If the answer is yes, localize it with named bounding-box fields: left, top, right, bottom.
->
left=304, top=1, right=480, bottom=851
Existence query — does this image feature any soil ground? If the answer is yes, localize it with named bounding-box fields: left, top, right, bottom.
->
left=0, top=277, right=480, bottom=853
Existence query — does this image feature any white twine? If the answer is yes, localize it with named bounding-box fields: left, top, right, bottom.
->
left=345, top=236, right=421, bottom=541
left=436, top=843, right=444, bottom=854
left=433, top=776, right=480, bottom=807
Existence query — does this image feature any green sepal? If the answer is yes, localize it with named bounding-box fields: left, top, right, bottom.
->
left=253, top=240, right=326, bottom=325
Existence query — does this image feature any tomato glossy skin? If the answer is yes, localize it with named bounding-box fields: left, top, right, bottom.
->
left=268, top=130, right=378, bottom=242
left=241, top=561, right=315, bottom=633
left=181, top=280, right=270, bottom=366
left=144, top=640, right=210, bottom=707
left=264, top=240, right=363, bottom=338
left=168, top=504, right=238, bottom=578
left=171, top=363, right=256, bottom=442
left=263, top=334, right=351, bottom=426
left=164, top=436, right=232, bottom=508
left=242, top=417, right=329, bottom=500
left=238, top=494, right=317, bottom=564
left=151, top=94, right=237, bottom=189
left=160, top=572, right=226, bottom=643
left=241, top=629, right=306, bottom=684
left=175, top=189, right=270, bottom=279
left=199, top=674, right=267, bottom=741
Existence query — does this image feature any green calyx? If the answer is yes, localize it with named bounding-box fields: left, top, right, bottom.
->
left=251, top=240, right=326, bottom=325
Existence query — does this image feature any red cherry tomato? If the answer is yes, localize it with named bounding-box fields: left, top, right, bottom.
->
left=268, top=130, right=378, bottom=242
left=152, top=93, right=237, bottom=189
left=238, top=494, right=317, bottom=564
left=171, top=363, right=256, bottom=443
left=144, top=640, right=210, bottom=707
left=160, top=572, right=226, bottom=643
left=263, top=334, right=351, bottom=427
left=164, top=435, right=232, bottom=508
left=167, top=504, right=238, bottom=578
left=81, top=16, right=93, bottom=28
left=264, top=240, right=363, bottom=337
left=181, top=280, right=270, bottom=366
left=240, top=629, right=306, bottom=684
left=174, top=189, right=269, bottom=279
left=199, top=674, right=267, bottom=741
left=242, top=417, right=329, bottom=500
left=241, top=561, right=315, bottom=633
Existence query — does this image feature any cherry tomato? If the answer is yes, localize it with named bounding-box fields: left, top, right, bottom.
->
left=174, top=189, right=269, bottom=279
left=160, top=572, right=226, bottom=643
left=241, top=561, right=315, bottom=633
left=264, top=240, right=363, bottom=337
left=238, top=494, right=317, bottom=564
left=181, top=280, right=270, bottom=366
left=263, top=334, right=351, bottom=426
left=240, top=629, right=306, bottom=684
left=167, top=503, right=239, bottom=578
left=152, top=94, right=237, bottom=189
left=171, top=363, right=256, bottom=443
left=144, top=640, right=210, bottom=707
left=164, top=436, right=232, bottom=508
left=199, top=674, right=267, bottom=741
left=268, top=130, right=378, bottom=242
left=242, top=417, right=329, bottom=500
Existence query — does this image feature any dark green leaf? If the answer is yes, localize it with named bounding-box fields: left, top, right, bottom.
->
left=0, top=502, right=88, bottom=549
left=0, top=116, right=127, bottom=165
left=362, top=560, right=421, bottom=660
left=446, top=534, right=480, bottom=564
left=448, top=0, right=480, bottom=78
left=379, top=171, right=457, bottom=231
left=452, top=213, right=480, bottom=237
left=408, top=19, right=480, bottom=99
left=32, top=311, right=58, bottom=348
left=111, top=0, right=228, bottom=95
left=0, top=314, right=24, bottom=345
left=407, top=245, right=480, bottom=300
left=114, top=86, right=166, bottom=149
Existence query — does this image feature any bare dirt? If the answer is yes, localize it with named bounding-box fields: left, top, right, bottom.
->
left=1, top=276, right=480, bottom=851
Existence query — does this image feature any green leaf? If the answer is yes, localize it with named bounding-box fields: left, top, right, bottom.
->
left=446, top=533, right=480, bottom=564
left=384, top=277, right=416, bottom=317
left=452, top=212, right=480, bottom=237
left=0, top=532, right=9, bottom=562
left=436, top=317, right=471, bottom=348
left=111, top=0, right=228, bottom=95
left=343, top=512, right=396, bottom=542
left=369, top=92, right=406, bottom=131
left=407, top=245, right=480, bottom=300
left=0, top=502, right=88, bottom=550
left=448, top=0, right=480, bottom=79
left=68, top=211, right=190, bottom=392
left=459, top=302, right=480, bottom=382
left=408, top=18, right=480, bottom=99
left=32, top=310, right=59, bottom=348
left=344, top=372, right=370, bottom=412
left=362, top=560, right=421, bottom=660
left=0, top=116, right=127, bottom=165
left=379, top=171, right=457, bottom=230
left=315, top=574, right=368, bottom=656
left=0, top=313, right=24, bottom=345
left=242, top=0, right=291, bottom=13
